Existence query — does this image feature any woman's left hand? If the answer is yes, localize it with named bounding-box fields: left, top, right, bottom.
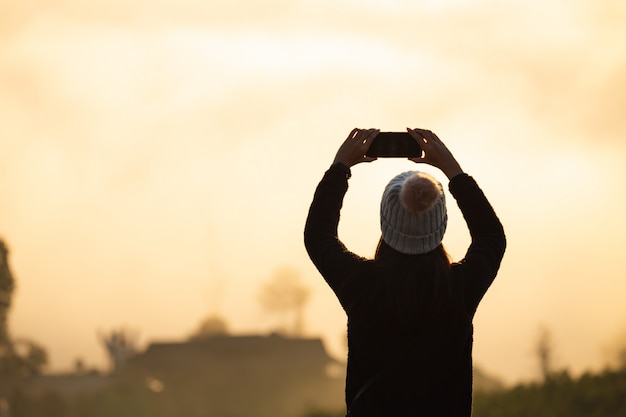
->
left=333, top=128, right=379, bottom=167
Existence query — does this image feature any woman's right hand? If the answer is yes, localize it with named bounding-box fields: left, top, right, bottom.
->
left=333, top=128, right=379, bottom=168
left=407, top=128, right=464, bottom=179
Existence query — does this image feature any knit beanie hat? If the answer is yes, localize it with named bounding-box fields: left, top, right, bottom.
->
left=380, top=171, right=447, bottom=255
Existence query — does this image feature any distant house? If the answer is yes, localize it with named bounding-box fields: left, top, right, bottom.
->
left=123, top=333, right=345, bottom=417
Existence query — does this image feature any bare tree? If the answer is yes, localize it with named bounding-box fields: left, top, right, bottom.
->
left=258, top=266, right=311, bottom=336
left=100, top=328, right=139, bottom=373
left=536, top=325, right=556, bottom=381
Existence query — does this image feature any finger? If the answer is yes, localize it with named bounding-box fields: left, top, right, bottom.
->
left=410, top=129, right=442, bottom=150
left=356, top=128, right=379, bottom=144
left=408, top=129, right=430, bottom=152
left=419, top=129, right=439, bottom=144
left=412, top=128, right=432, bottom=137
left=362, top=129, right=379, bottom=148
left=347, top=128, right=360, bottom=140
left=407, top=128, right=421, bottom=139
left=364, top=128, right=379, bottom=141
left=353, top=128, right=370, bottom=140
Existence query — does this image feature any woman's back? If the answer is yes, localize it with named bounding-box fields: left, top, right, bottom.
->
left=304, top=128, right=506, bottom=416
left=341, top=246, right=475, bottom=416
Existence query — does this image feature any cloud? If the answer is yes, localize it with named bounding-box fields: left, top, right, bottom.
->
left=2, top=0, right=626, bottom=378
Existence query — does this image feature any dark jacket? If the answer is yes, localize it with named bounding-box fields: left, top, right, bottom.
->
left=304, top=164, right=506, bottom=417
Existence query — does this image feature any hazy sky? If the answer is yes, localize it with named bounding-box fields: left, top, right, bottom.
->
left=1, top=0, right=625, bottom=384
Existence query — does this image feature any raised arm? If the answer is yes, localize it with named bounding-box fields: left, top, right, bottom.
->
left=304, top=128, right=379, bottom=301
left=407, top=127, right=506, bottom=310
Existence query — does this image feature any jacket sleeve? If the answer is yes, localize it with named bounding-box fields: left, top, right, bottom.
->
left=303, top=164, right=370, bottom=307
left=449, top=174, right=506, bottom=313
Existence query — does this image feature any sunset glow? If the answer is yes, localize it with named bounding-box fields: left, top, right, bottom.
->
left=1, top=0, right=625, bottom=385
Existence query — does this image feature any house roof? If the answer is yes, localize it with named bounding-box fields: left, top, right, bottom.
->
left=128, top=333, right=341, bottom=376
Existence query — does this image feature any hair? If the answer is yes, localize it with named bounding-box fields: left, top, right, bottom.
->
left=374, top=237, right=453, bottom=321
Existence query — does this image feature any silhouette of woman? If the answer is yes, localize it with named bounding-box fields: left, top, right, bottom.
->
left=304, top=128, right=506, bottom=416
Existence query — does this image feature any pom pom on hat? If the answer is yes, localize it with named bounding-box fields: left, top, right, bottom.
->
left=399, top=173, right=441, bottom=213
left=380, top=171, right=447, bottom=255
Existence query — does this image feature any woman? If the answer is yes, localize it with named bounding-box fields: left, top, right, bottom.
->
left=304, top=128, right=506, bottom=416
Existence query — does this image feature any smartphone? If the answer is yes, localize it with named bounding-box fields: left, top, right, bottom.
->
left=366, top=132, right=422, bottom=158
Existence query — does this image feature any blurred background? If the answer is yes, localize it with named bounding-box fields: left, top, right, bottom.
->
left=1, top=0, right=626, bottom=415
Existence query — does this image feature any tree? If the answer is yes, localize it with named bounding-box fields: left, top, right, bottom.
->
left=0, top=239, right=48, bottom=377
left=12, top=339, right=48, bottom=376
left=535, top=325, right=561, bottom=382
left=100, top=328, right=139, bottom=373
left=258, top=266, right=311, bottom=336
left=189, top=315, right=229, bottom=340
left=0, top=240, right=15, bottom=364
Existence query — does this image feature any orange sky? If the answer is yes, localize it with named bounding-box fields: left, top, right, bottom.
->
left=1, top=0, right=626, bottom=384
